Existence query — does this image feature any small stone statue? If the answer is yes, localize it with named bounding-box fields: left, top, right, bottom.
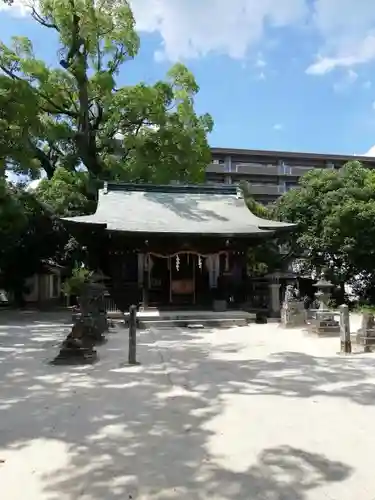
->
left=284, top=285, right=295, bottom=305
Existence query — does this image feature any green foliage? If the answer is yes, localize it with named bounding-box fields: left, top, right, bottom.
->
left=35, top=167, right=95, bottom=217
left=61, top=265, right=92, bottom=296
left=273, top=161, right=375, bottom=285
left=239, top=181, right=290, bottom=276
left=0, top=0, right=213, bottom=183
left=0, top=1, right=213, bottom=302
left=0, top=180, right=67, bottom=303
left=240, top=180, right=272, bottom=219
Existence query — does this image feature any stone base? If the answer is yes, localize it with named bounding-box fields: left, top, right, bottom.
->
left=282, top=317, right=306, bottom=328
left=213, top=300, right=227, bottom=312
left=340, top=340, right=352, bottom=354
left=281, top=312, right=306, bottom=328
left=255, top=312, right=268, bottom=324
left=281, top=300, right=306, bottom=328
left=88, top=333, right=107, bottom=345
left=51, top=347, right=98, bottom=365
left=356, top=334, right=375, bottom=352
left=313, top=321, right=340, bottom=336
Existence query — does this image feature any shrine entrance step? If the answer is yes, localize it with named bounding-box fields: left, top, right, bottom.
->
left=123, top=309, right=255, bottom=329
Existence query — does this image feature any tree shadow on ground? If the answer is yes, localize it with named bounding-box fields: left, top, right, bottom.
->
left=153, top=326, right=375, bottom=407
left=0, top=315, right=358, bottom=499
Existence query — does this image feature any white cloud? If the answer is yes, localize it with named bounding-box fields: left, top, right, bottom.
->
left=129, top=0, right=308, bottom=61
left=307, top=0, right=375, bottom=74
left=255, top=53, right=267, bottom=68
left=363, top=145, right=375, bottom=157
left=0, top=0, right=32, bottom=15
left=1, top=0, right=308, bottom=61
left=4, top=0, right=375, bottom=76
left=332, top=69, right=358, bottom=92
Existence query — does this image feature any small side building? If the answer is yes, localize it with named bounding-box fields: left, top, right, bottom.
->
left=23, top=260, right=63, bottom=307
left=1, top=260, right=63, bottom=308
left=63, top=183, right=294, bottom=314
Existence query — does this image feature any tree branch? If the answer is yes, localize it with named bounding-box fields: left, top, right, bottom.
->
left=0, top=64, right=78, bottom=118
left=29, top=141, right=55, bottom=180
left=31, top=8, right=59, bottom=31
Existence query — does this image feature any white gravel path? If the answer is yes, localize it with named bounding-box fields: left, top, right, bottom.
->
left=0, top=312, right=375, bottom=500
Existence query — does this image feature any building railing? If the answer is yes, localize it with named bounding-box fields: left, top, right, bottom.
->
left=206, top=163, right=314, bottom=178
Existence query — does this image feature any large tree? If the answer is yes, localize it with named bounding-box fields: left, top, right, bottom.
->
left=273, top=161, right=375, bottom=293
left=0, top=0, right=213, bottom=184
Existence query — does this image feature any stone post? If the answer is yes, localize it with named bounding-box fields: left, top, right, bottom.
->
left=269, top=283, right=281, bottom=318
left=339, top=304, right=351, bottom=353
left=128, top=304, right=137, bottom=365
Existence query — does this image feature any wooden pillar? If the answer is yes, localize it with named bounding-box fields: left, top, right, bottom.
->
left=169, top=255, right=172, bottom=304
left=193, top=254, right=196, bottom=305
left=142, top=253, right=149, bottom=309
left=269, top=282, right=281, bottom=318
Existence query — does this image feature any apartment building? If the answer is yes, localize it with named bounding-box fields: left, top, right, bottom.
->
left=206, top=147, right=375, bottom=204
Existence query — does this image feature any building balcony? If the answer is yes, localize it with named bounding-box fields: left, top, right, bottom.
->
left=207, top=163, right=279, bottom=176
left=245, top=184, right=285, bottom=196
left=206, top=162, right=313, bottom=178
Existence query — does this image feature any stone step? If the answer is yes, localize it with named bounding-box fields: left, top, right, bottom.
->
left=138, top=317, right=249, bottom=328
left=123, top=309, right=255, bottom=329
left=314, top=327, right=340, bottom=337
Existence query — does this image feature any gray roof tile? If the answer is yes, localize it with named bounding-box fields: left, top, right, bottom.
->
left=63, top=183, right=294, bottom=236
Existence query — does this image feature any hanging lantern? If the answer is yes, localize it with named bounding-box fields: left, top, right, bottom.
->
left=198, top=255, right=202, bottom=270
left=176, top=255, right=180, bottom=271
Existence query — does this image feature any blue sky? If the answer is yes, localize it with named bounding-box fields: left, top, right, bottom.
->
left=2, top=0, right=375, bottom=156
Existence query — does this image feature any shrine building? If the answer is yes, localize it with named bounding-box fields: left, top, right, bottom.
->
left=63, top=182, right=295, bottom=315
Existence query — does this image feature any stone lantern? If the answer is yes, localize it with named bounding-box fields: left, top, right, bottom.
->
left=313, top=272, right=333, bottom=313
left=312, top=271, right=340, bottom=335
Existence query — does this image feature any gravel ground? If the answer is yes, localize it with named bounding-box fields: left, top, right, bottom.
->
left=0, top=311, right=374, bottom=500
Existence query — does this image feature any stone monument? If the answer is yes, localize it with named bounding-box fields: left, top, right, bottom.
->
left=281, top=284, right=306, bottom=327
left=311, top=273, right=340, bottom=336
left=357, top=311, right=375, bottom=352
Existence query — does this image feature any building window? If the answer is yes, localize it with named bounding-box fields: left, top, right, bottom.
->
left=212, top=158, right=225, bottom=165
left=285, top=182, right=298, bottom=191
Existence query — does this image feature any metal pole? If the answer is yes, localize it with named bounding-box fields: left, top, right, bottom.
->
left=339, top=304, right=351, bottom=354
left=128, top=304, right=137, bottom=364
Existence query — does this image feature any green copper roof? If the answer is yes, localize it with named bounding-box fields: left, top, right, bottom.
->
left=63, top=183, right=295, bottom=236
